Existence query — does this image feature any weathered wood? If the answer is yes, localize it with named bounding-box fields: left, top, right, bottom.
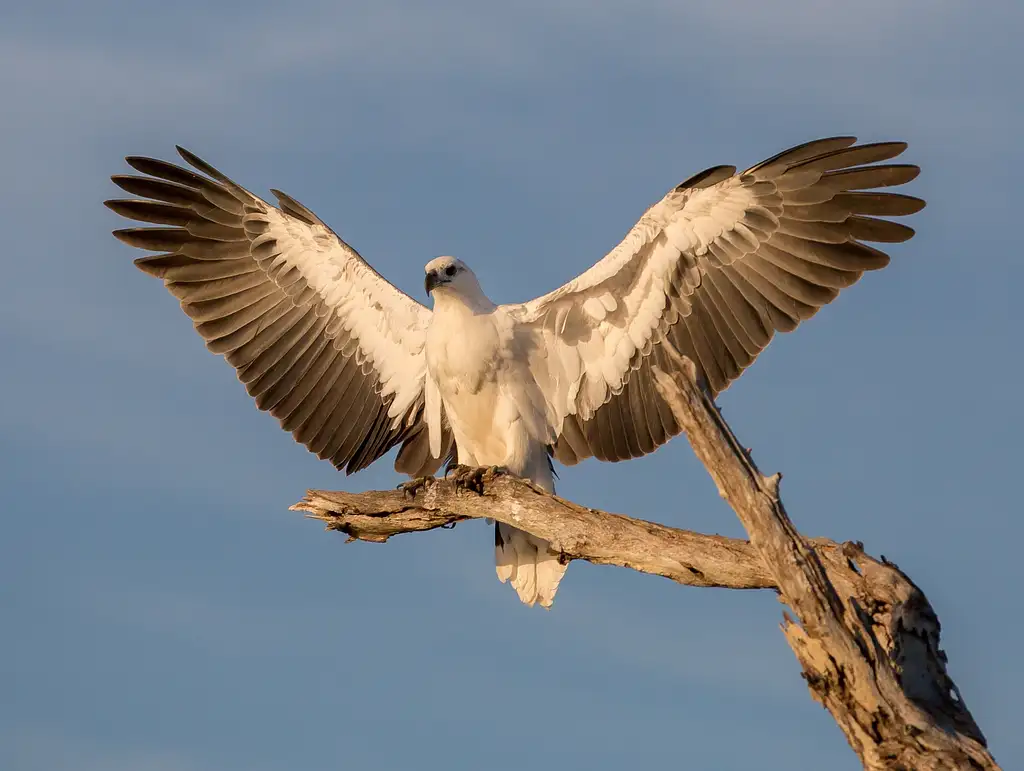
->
left=294, top=474, right=775, bottom=589
left=295, top=480, right=948, bottom=605
left=291, top=362, right=1000, bottom=770
left=650, top=355, right=998, bottom=771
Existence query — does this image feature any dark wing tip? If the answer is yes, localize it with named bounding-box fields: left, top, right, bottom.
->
left=746, top=136, right=859, bottom=174
left=111, top=227, right=139, bottom=246
left=132, top=254, right=172, bottom=278
left=270, top=188, right=322, bottom=226
left=109, top=173, right=141, bottom=189
left=675, top=164, right=737, bottom=192
left=175, top=145, right=198, bottom=164
left=868, top=193, right=926, bottom=216
left=123, top=155, right=149, bottom=169
left=894, top=164, right=921, bottom=184
left=112, top=227, right=189, bottom=250
left=175, top=145, right=207, bottom=171
left=857, top=139, right=908, bottom=155
left=175, top=145, right=233, bottom=184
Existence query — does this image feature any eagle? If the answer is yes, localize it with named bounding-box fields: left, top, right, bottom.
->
left=106, top=136, right=923, bottom=608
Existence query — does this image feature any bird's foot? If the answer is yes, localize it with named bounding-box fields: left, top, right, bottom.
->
left=445, top=464, right=509, bottom=494
left=398, top=476, right=435, bottom=499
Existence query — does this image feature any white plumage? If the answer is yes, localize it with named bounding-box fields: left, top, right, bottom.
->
left=424, top=257, right=567, bottom=606
left=107, top=137, right=924, bottom=608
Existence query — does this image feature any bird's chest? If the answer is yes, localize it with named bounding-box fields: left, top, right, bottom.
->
left=426, top=311, right=526, bottom=465
left=425, top=313, right=504, bottom=398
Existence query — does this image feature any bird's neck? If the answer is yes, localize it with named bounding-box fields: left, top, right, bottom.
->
left=431, top=288, right=497, bottom=317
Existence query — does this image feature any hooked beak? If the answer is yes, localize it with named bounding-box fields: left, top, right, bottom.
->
left=425, top=271, right=443, bottom=295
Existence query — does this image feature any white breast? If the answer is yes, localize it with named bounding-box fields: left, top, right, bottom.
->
left=426, top=307, right=500, bottom=395
left=425, top=303, right=546, bottom=478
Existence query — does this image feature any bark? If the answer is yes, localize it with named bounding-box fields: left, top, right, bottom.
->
left=291, top=356, right=1000, bottom=771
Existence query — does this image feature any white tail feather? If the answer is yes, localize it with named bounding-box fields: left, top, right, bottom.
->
left=495, top=523, right=568, bottom=608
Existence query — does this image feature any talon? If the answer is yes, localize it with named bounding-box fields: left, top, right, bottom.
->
left=448, top=464, right=488, bottom=494
left=443, top=465, right=514, bottom=494
left=399, top=476, right=433, bottom=499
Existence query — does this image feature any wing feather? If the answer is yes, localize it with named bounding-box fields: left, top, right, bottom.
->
left=107, top=149, right=451, bottom=475
left=515, top=137, right=924, bottom=464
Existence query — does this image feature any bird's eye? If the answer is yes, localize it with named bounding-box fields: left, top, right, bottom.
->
left=445, top=265, right=457, bottom=277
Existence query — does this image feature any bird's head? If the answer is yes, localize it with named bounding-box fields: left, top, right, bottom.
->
left=424, top=256, right=484, bottom=301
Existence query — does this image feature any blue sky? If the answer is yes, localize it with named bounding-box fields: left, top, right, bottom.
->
left=2, top=1, right=1020, bottom=768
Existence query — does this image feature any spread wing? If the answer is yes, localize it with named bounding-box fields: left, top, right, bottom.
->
left=513, top=137, right=925, bottom=465
left=106, top=148, right=452, bottom=476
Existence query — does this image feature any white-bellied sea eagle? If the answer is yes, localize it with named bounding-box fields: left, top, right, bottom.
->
left=106, top=136, right=924, bottom=608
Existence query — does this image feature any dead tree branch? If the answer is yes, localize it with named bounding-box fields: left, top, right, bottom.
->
left=649, top=356, right=997, bottom=771
left=294, top=475, right=776, bottom=590
left=291, top=360, right=1000, bottom=771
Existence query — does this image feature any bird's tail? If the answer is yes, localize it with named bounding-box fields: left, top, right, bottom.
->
left=494, top=523, right=568, bottom=608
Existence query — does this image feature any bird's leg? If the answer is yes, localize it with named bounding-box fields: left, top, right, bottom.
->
left=445, top=464, right=511, bottom=494
left=397, top=475, right=435, bottom=499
